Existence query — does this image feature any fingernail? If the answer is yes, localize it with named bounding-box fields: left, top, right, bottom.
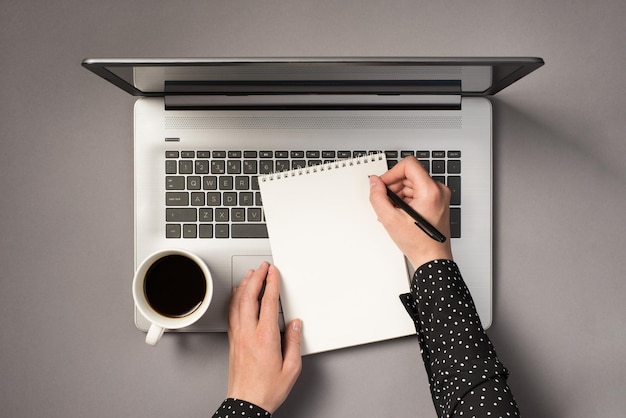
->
left=369, top=175, right=377, bottom=187
left=292, top=319, right=302, bottom=332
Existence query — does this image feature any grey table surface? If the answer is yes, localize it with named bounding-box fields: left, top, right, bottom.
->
left=2, top=1, right=625, bottom=417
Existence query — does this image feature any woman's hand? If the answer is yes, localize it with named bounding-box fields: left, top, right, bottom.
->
left=227, top=262, right=302, bottom=413
left=369, top=156, right=453, bottom=268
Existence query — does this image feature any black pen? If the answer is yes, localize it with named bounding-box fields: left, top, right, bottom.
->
left=385, top=186, right=447, bottom=243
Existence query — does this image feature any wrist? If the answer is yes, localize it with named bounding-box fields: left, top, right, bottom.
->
left=407, top=249, right=453, bottom=271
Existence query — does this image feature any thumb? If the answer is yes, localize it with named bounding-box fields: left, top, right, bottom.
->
left=368, top=175, right=398, bottom=225
left=282, top=319, right=303, bottom=377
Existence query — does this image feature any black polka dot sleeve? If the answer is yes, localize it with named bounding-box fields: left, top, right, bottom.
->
left=400, top=260, right=520, bottom=417
left=212, top=398, right=271, bottom=418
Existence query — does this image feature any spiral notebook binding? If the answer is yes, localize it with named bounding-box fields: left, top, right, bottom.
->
left=260, top=152, right=385, bottom=182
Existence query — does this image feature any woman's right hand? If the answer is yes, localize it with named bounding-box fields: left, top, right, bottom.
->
left=369, top=156, right=453, bottom=269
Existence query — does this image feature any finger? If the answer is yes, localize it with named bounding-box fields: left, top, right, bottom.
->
left=258, top=264, right=280, bottom=328
left=380, top=156, right=432, bottom=190
left=369, top=174, right=403, bottom=226
left=282, top=319, right=303, bottom=379
left=239, top=262, right=270, bottom=326
left=228, top=268, right=254, bottom=331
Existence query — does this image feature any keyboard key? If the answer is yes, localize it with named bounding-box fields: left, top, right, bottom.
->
left=290, top=151, right=304, bottom=158
left=232, top=224, right=269, bottom=238
left=181, top=151, right=195, bottom=158
left=275, top=151, right=289, bottom=158
left=213, top=151, right=226, bottom=158
left=227, top=160, right=242, bottom=174
left=199, top=208, right=213, bottom=222
left=191, top=192, right=205, bottom=206
left=183, top=224, right=197, bottom=238
left=165, top=151, right=179, bottom=158
left=260, top=151, right=273, bottom=158
left=292, top=160, right=306, bottom=169
left=166, top=208, right=197, bottom=222
left=239, top=192, right=254, bottom=206
left=219, top=176, right=233, bottom=190
left=447, top=150, right=461, bottom=158
left=215, top=224, right=229, bottom=238
left=166, top=160, right=177, bottom=174
left=207, top=192, right=221, bottom=206
left=179, top=160, right=193, bottom=174
left=417, top=151, right=430, bottom=159
left=276, top=160, right=290, bottom=172
left=235, top=176, right=249, bottom=190
left=338, top=151, right=351, bottom=159
left=199, top=224, right=213, bottom=238
left=231, top=208, right=245, bottom=222
left=447, top=176, right=461, bottom=205
left=447, top=160, right=461, bottom=174
left=166, top=176, right=185, bottom=190
left=211, top=160, right=226, bottom=174
left=223, top=192, right=237, bottom=206
left=166, top=192, right=189, bottom=206
left=322, top=151, right=336, bottom=159
left=247, top=208, right=262, bottom=222
left=228, top=151, right=242, bottom=158
left=166, top=224, right=181, bottom=238
left=243, top=160, right=258, bottom=174
left=401, top=150, right=414, bottom=157
left=432, top=151, right=446, bottom=158
left=244, top=151, right=257, bottom=158
left=306, top=151, right=320, bottom=158
left=259, top=160, right=274, bottom=174
left=203, top=176, right=217, bottom=190
left=187, top=176, right=201, bottom=190
left=432, top=160, right=446, bottom=174
left=215, top=208, right=229, bottom=221
left=197, top=151, right=211, bottom=158
left=450, top=207, right=461, bottom=238
left=195, top=160, right=209, bottom=174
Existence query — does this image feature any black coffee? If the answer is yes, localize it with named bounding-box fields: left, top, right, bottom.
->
left=144, top=255, right=206, bottom=318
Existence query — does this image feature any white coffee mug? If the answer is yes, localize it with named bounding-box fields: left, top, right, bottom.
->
left=132, top=249, right=213, bottom=345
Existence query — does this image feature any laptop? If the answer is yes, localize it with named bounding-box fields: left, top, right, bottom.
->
left=82, top=57, right=544, bottom=334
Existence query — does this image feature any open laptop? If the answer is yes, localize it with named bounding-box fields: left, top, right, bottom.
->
left=82, top=57, right=543, bottom=335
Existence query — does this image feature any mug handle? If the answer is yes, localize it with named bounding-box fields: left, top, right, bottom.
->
left=146, top=323, right=165, bottom=346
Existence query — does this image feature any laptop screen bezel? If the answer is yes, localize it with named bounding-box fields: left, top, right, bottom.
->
left=81, top=57, right=544, bottom=97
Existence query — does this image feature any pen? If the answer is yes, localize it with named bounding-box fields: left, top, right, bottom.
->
left=385, top=186, right=447, bottom=243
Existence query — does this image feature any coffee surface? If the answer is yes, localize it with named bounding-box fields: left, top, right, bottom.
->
left=144, top=255, right=206, bottom=317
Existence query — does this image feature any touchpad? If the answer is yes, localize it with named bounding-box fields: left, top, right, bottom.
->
left=231, top=255, right=274, bottom=287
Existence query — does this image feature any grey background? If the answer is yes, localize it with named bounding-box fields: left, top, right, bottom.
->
left=1, top=1, right=625, bottom=417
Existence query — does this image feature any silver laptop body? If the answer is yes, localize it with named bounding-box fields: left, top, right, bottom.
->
left=82, top=57, right=544, bottom=333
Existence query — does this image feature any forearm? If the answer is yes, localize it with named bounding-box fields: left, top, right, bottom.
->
left=400, top=259, right=519, bottom=417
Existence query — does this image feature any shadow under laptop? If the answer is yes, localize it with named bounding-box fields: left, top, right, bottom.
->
left=489, top=97, right=612, bottom=418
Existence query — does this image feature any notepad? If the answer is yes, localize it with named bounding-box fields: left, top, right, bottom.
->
left=259, top=153, right=416, bottom=355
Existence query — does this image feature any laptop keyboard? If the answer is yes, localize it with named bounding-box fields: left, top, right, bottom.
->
left=165, top=150, right=462, bottom=239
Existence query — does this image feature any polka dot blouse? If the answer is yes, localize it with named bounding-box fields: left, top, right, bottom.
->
left=399, top=260, right=520, bottom=417
left=212, top=398, right=270, bottom=418
left=213, top=259, right=519, bottom=418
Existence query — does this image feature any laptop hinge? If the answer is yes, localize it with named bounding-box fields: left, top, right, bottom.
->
left=164, top=94, right=461, bottom=111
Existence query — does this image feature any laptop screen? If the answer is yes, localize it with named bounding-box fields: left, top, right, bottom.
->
left=82, top=57, right=543, bottom=97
